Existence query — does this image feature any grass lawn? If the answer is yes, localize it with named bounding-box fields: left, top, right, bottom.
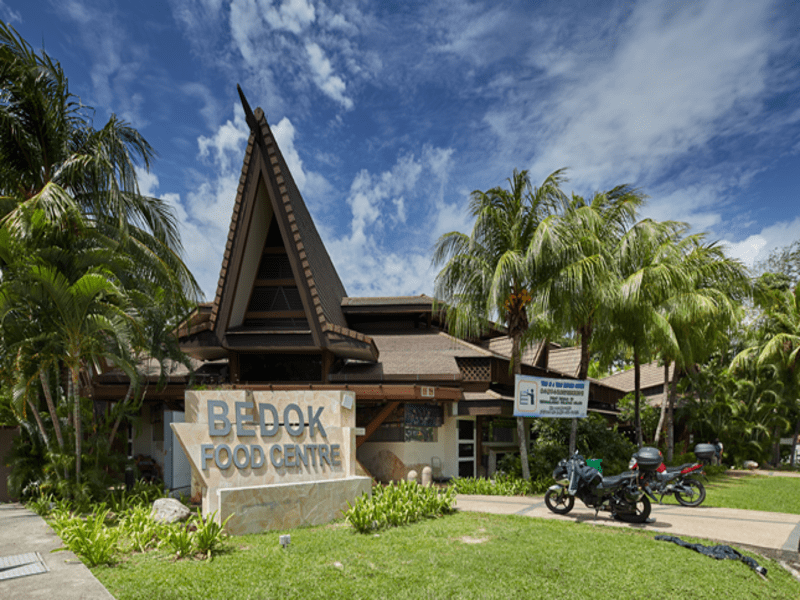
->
left=654, top=472, right=800, bottom=513
left=93, top=511, right=799, bottom=600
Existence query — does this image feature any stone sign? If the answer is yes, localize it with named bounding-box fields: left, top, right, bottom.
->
left=172, top=389, right=371, bottom=534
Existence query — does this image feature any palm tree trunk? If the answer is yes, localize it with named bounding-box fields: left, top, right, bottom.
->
left=667, top=372, right=678, bottom=462
left=108, top=382, right=136, bottom=448
left=634, top=346, right=643, bottom=448
left=39, top=370, right=64, bottom=449
left=26, top=399, right=50, bottom=448
left=570, top=325, right=592, bottom=454
left=70, top=366, right=82, bottom=483
left=513, top=333, right=531, bottom=480
left=654, top=361, right=670, bottom=446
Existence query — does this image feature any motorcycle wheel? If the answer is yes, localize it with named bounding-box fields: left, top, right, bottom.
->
left=615, top=495, right=651, bottom=524
left=545, top=488, right=575, bottom=515
left=674, top=478, right=706, bottom=507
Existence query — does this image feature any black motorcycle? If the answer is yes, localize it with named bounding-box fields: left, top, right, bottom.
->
left=545, top=452, right=651, bottom=523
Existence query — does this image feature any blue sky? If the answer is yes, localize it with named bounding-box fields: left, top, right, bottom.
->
left=4, top=0, right=800, bottom=301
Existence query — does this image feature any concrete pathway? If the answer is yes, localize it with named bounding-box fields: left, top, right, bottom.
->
left=455, top=493, right=800, bottom=561
left=0, top=503, right=115, bottom=600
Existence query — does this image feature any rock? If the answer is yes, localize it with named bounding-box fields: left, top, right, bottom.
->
left=743, top=460, right=759, bottom=470
left=151, top=497, right=192, bottom=523
left=421, top=466, right=432, bottom=487
left=407, top=469, right=418, bottom=483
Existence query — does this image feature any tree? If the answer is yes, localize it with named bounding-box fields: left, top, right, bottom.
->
left=433, top=169, right=567, bottom=479
left=732, top=275, right=800, bottom=465
left=0, top=23, right=199, bottom=490
left=535, top=185, right=645, bottom=452
left=601, top=219, right=694, bottom=448
left=653, top=240, right=749, bottom=460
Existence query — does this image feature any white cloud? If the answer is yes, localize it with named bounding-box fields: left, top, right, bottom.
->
left=0, top=0, right=21, bottom=22
left=722, top=216, right=800, bottom=269
left=521, top=0, right=776, bottom=190
left=305, top=42, right=353, bottom=110
left=261, top=0, right=316, bottom=34
left=321, top=145, right=458, bottom=297
left=197, top=106, right=250, bottom=173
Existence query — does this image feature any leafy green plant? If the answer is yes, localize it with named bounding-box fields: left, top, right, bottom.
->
left=118, top=505, right=165, bottom=553
left=191, top=509, right=233, bottom=560
left=344, top=481, right=455, bottom=533
left=162, top=523, right=195, bottom=559
left=53, top=508, right=120, bottom=567
left=26, top=492, right=55, bottom=516
left=450, top=473, right=550, bottom=496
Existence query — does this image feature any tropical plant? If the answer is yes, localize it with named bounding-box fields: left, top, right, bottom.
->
left=0, top=23, right=199, bottom=493
left=534, top=185, right=645, bottom=451
left=433, top=169, right=567, bottom=479
left=599, top=219, right=697, bottom=447
left=731, top=274, right=800, bottom=465
left=344, top=480, right=456, bottom=533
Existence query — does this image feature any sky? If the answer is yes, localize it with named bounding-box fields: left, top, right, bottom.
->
left=3, top=0, right=800, bottom=301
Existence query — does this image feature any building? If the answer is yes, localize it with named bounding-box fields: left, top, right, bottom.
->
left=93, top=90, right=624, bottom=491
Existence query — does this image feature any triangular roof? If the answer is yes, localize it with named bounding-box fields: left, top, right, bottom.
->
left=180, top=88, right=377, bottom=363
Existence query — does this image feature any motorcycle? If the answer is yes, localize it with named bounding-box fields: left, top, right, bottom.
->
left=545, top=452, right=651, bottom=523
left=631, top=446, right=709, bottom=507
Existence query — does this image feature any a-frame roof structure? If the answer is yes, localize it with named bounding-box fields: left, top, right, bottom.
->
left=179, top=88, right=377, bottom=364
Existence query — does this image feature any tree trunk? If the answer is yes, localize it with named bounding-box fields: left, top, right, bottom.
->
left=654, top=361, right=670, bottom=446
left=667, top=371, right=678, bottom=462
left=513, top=333, right=531, bottom=480
left=570, top=325, right=592, bottom=455
left=39, top=370, right=64, bottom=450
left=791, top=415, right=800, bottom=468
left=108, top=382, right=136, bottom=448
left=26, top=399, right=50, bottom=448
left=634, top=346, right=643, bottom=448
left=71, top=366, right=82, bottom=483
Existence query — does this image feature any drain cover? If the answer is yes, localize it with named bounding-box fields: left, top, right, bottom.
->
left=0, top=552, right=49, bottom=580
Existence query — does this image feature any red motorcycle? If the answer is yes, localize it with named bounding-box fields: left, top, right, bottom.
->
left=630, top=446, right=712, bottom=507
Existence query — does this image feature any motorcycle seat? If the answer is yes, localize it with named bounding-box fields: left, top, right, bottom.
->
left=665, top=463, right=695, bottom=474
left=596, top=475, right=625, bottom=489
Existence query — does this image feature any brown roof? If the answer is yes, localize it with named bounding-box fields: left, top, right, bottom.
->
left=186, top=89, right=376, bottom=362
left=547, top=346, right=582, bottom=378
left=481, top=337, right=548, bottom=367
left=330, top=329, right=490, bottom=382
left=342, top=294, right=436, bottom=308
left=600, top=361, right=676, bottom=393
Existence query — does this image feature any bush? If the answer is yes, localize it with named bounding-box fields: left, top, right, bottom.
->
left=500, top=414, right=637, bottom=479
left=52, top=508, right=120, bottom=567
left=450, top=473, right=550, bottom=496
left=344, top=481, right=455, bottom=533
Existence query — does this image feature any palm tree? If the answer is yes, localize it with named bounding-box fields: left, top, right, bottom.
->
left=602, top=219, right=695, bottom=447
left=0, top=24, right=200, bottom=485
left=433, top=169, right=567, bottom=479
left=732, top=275, right=800, bottom=465
left=653, top=240, right=749, bottom=459
left=0, top=22, right=198, bottom=295
left=535, top=185, right=645, bottom=452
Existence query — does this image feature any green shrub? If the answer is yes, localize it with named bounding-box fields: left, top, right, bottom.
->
left=500, top=414, right=637, bottom=479
left=52, top=508, right=120, bottom=567
left=191, top=509, right=233, bottom=560
left=162, top=523, right=194, bottom=559
left=344, top=481, right=455, bottom=533
left=118, top=505, right=165, bottom=553
left=450, top=473, right=550, bottom=496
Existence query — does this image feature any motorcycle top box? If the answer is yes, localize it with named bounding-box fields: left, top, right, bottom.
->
left=693, top=443, right=716, bottom=461
left=634, top=447, right=663, bottom=471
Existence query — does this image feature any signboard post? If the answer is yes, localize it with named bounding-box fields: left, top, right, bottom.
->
left=514, top=375, right=589, bottom=418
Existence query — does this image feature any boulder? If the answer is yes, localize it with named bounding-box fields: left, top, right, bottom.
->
left=743, top=460, right=759, bottom=470
left=151, top=497, right=192, bottom=523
